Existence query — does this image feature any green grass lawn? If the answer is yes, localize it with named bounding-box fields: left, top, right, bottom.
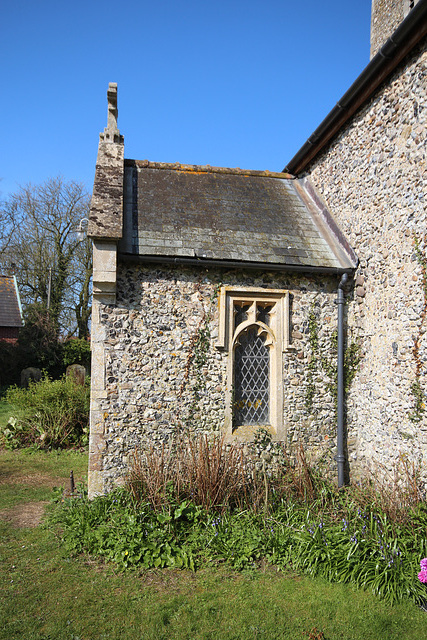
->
left=1, top=448, right=426, bottom=640
left=0, top=448, right=87, bottom=508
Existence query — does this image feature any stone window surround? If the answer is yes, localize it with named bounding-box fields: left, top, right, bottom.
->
left=216, top=286, right=290, bottom=442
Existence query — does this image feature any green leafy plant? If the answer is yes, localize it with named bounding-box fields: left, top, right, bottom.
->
left=178, top=282, right=221, bottom=427
left=306, top=304, right=361, bottom=412
left=305, top=306, right=319, bottom=412
left=62, top=337, right=91, bottom=368
left=3, top=374, right=89, bottom=449
left=49, top=441, right=427, bottom=606
left=1, top=416, right=26, bottom=449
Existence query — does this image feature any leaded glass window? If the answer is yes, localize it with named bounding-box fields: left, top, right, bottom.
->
left=216, top=287, right=289, bottom=442
left=233, top=327, right=270, bottom=426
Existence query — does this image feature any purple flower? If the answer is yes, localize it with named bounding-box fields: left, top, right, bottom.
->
left=421, top=558, right=427, bottom=571
left=418, top=570, right=427, bottom=584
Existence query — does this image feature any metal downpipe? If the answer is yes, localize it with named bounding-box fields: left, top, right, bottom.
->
left=336, top=273, right=348, bottom=488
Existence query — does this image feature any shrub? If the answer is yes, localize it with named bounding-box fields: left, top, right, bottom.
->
left=62, top=338, right=91, bottom=369
left=3, top=374, right=89, bottom=449
left=0, top=341, right=22, bottom=387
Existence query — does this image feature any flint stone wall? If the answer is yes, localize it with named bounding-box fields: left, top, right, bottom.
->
left=370, top=0, right=405, bottom=59
left=307, top=42, right=427, bottom=482
left=95, top=263, right=341, bottom=492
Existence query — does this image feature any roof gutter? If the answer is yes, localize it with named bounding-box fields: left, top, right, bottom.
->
left=284, top=0, right=427, bottom=175
left=119, top=252, right=354, bottom=276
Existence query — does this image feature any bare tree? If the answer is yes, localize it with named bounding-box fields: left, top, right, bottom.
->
left=0, top=196, right=18, bottom=257
left=0, top=177, right=92, bottom=337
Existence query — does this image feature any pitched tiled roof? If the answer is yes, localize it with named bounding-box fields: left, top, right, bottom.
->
left=0, top=276, right=23, bottom=327
left=119, top=161, right=357, bottom=271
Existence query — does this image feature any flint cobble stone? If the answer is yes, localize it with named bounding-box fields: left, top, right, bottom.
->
left=308, top=43, right=427, bottom=483
left=95, top=264, right=341, bottom=491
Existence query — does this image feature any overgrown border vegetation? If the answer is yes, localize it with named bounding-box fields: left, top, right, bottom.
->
left=0, top=375, right=90, bottom=450
left=48, top=434, right=427, bottom=607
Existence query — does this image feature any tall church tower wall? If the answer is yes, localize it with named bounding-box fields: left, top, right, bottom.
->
left=305, top=39, right=427, bottom=483
left=370, top=0, right=419, bottom=57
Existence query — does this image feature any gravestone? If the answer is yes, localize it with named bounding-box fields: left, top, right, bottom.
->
left=66, top=364, right=86, bottom=386
left=20, top=367, right=42, bottom=388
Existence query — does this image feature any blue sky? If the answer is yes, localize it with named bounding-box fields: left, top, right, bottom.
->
left=1, top=1, right=372, bottom=198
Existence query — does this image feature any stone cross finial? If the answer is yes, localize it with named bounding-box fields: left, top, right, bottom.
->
left=101, top=82, right=123, bottom=143
left=107, top=82, right=118, bottom=131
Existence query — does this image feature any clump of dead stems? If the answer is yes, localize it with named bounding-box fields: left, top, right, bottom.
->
left=128, top=436, right=425, bottom=523
left=127, top=436, right=323, bottom=513
left=128, top=435, right=260, bottom=511
left=346, top=457, right=425, bottom=526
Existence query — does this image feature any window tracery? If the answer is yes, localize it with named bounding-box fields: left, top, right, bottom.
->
left=216, top=287, right=289, bottom=441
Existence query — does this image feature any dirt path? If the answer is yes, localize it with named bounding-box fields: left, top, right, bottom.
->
left=0, top=471, right=68, bottom=528
left=0, top=501, right=48, bottom=527
left=0, top=471, right=66, bottom=488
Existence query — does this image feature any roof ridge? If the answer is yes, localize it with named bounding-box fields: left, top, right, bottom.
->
left=125, top=159, right=294, bottom=180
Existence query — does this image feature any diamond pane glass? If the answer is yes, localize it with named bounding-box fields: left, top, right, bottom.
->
left=233, top=327, right=270, bottom=426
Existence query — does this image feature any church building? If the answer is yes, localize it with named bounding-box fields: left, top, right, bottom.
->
left=87, top=0, right=427, bottom=497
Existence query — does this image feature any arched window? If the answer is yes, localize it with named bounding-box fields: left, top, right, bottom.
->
left=233, top=325, right=270, bottom=427
left=216, top=287, right=290, bottom=442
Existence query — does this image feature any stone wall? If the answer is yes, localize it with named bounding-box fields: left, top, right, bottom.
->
left=306, top=42, right=427, bottom=482
left=88, top=83, right=124, bottom=241
left=89, top=262, right=343, bottom=494
left=370, top=0, right=405, bottom=58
